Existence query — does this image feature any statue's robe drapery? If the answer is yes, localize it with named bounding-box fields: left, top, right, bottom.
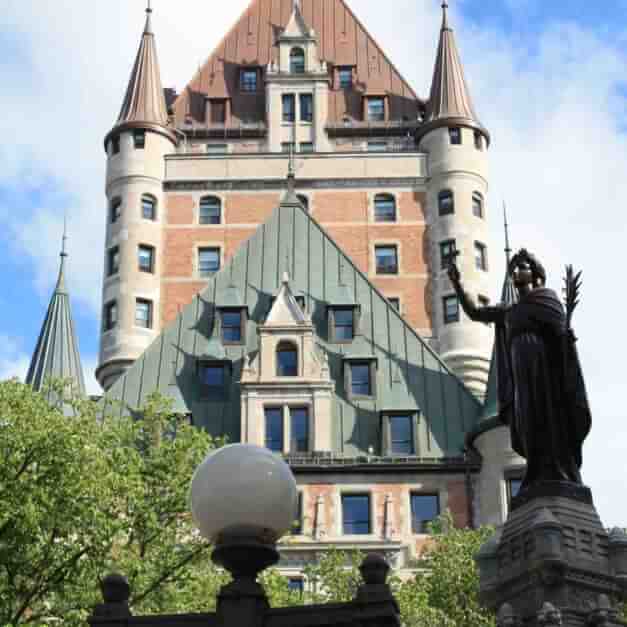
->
left=466, top=288, right=591, bottom=487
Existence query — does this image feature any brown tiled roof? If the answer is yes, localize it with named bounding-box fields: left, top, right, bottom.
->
left=173, top=0, right=421, bottom=126
left=417, top=3, right=489, bottom=143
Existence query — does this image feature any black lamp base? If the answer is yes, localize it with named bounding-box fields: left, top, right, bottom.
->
left=212, top=536, right=280, bottom=581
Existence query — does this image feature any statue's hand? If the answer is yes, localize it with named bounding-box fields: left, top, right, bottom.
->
left=447, top=262, right=461, bottom=287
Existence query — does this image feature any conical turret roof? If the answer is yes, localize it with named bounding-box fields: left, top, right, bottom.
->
left=105, top=7, right=175, bottom=147
left=26, top=229, right=86, bottom=399
left=417, top=2, right=489, bottom=144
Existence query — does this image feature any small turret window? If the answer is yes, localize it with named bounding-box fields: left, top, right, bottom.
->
left=138, top=245, right=155, bottom=273
left=443, top=295, right=459, bottom=324
left=107, top=246, right=120, bottom=277
left=111, top=136, right=120, bottom=155
left=103, top=301, right=118, bottom=331
left=199, top=196, right=222, bottom=225
left=277, top=342, right=298, bottom=377
left=440, top=239, right=457, bottom=270
left=472, top=192, right=484, bottom=218
left=474, top=241, right=488, bottom=271
left=474, top=131, right=483, bottom=151
left=448, top=127, right=462, bottom=145
left=438, top=190, right=454, bottom=216
left=142, top=195, right=157, bottom=220
left=133, top=130, right=146, bottom=149
left=290, top=48, right=305, bottom=74
left=110, top=198, right=122, bottom=224
left=135, top=299, right=153, bottom=329
left=374, top=194, right=396, bottom=222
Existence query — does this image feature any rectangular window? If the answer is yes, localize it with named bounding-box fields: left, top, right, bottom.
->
left=199, top=363, right=225, bottom=387
left=138, top=245, right=155, bottom=273
left=107, top=246, right=120, bottom=277
left=299, top=93, right=313, bottom=122
left=206, top=143, right=227, bottom=154
left=198, top=247, right=220, bottom=277
left=508, top=477, right=523, bottom=506
left=440, top=239, right=457, bottom=270
left=443, top=295, right=459, bottom=324
left=290, top=407, right=309, bottom=453
left=291, top=492, right=303, bottom=535
left=350, top=362, right=372, bottom=397
left=390, top=414, right=414, bottom=455
left=288, top=578, right=304, bottom=594
left=265, top=407, right=284, bottom=452
left=388, top=297, right=400, bottom=312
left=342, top=494, right=371, bottom=535
left=472, top=192, right=484, bottom=218
left=282, top=94, right=295, bottom=122
left=142, top=196, right=156, bottom=220
left=135, top=299, right=153, bottom=329
left=240, top=69, right=258, bottom=92
left=474, top=242, right=488, bottom=271
left=199, top=197, right=221, bottom=224
left=209, top=99, right=226, bottom=124
left=110, top=198, right=122, bottom=223
left=367, top=141, right=387, bottom=152
left=449, top=127, right=462, bottom=145
left=281, top=142, right=295, bottom=153
left=111, top=135, right=120, bottom=155
left=338, top=67, right=353, bottom=89
left=374, top=195, right=396, bottom=222
left=375, top=245, right=398, bottom=275
left=367, top=97, right=385, bottom=122
left=332, top=307, right=354, bottom=342
left=103, top=301, right=117, bottom=331
left=411, top=494, right=440, bottom=534
left=299, top=142, right=314, bottom=153
left=474, top=130, right=483, bottom=150
left=133, top=130, right=146, bottom=149
left=221, top=310, right=243, bottom=344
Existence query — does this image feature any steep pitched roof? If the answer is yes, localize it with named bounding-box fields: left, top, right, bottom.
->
left=106, top=7, right=175, bottom=146
left=417, top=2, right=489, bottom=144
left=104, top=191, right=481, bottom=460
left=26, top=233, right=86, bottom=400
left=173, top=0, right=420, bottom=125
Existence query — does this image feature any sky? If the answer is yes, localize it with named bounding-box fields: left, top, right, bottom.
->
left=1, top=0, right=627, bottom=525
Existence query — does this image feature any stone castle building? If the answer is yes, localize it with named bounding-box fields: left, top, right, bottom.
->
left=27, top=0, right=524, bottom=581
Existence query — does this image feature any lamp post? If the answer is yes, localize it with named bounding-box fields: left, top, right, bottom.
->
left=89, top=444, right=401, bottom=627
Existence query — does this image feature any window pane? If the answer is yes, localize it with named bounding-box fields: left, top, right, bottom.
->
left=277, top=345, right=298, bottom=376
left=351, top=363, right=371, bottom=396
left=374, top=195, right=396, bottom=222
left=449, top=127, right=461, bottom=145
left=282, top=94, right=295, bottom=122
left=339, top=68, right=352, bottom=89
left=475, top=242, right=487, bottom=271
left=200, top=197, right=221, bottom=224
left=206, top=144, right=227, bottom=154
left=281, top=142, right=295, bottom=153
left=104, top=302, right=117, bottom=330
left=200, top=365, right=224, bottom=387
left=367, top=141, right=387, bottom=152
left=367, top=98, right=385, bottom=122
left=198, top=248, right=220, bottom=277
left=300, top=94, right=313, bottom=122
left=107, top=247, right=119, bottom=276
left=333, top=308, right=354, bottom=341
left=290, top=408, right=309, bottom=453
left=342, top=495, right=370, bottom=535
left=473, top=193, right=484, bottom=218
left=142, top=196, right=156, bottom=220
left=111, top=136, right=120, bottom=154
left=265, top=407, right=283, bottom=452
left=440, top=240, right=456, bottom=269
left=110, top=198, right=121, bottom=223
left=240, top=69, right=257, bottom=91
left=135, top=300, right=152, bottom=328
left=299, top=142, right=314, bottom=153
left=508, top=478, right=523, bottom=508
left=444, top=296, right=459, bottom=324
left=390, top=415, right=414, bottom=455
left=138, top=246, right=153, bottom=272
left=290, top=48, right=305, bottom=74
left=288, top=578, right=304, bottom=593
left=222, top=311, right=242, bottom=343
left=411, top=494, right=440, bottom=533
left=134, top=130, right=145, bottom=149
left=474, top=131, right=483, bottom=150
left=439, top=191, right=454, bottom=216
left=375, top=246, right=398, bottom=274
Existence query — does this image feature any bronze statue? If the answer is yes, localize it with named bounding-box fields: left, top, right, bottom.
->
left=448, top=249, right=591, bottom=489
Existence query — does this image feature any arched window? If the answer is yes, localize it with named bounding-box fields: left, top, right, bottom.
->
left=199, top=196, right=222, bottom=224
left=438, top=190, right=454, bottom=216
left=472, top=192, right=484, bottom=218
left=141, top=194, right=157, bottom=220
left=276, top=341, right=298, bottom=377
left=374, top=194, right=396, bottom=222
left=290, top=48, right=305, bottom=74
left=296, top=195, right=309, bottom=211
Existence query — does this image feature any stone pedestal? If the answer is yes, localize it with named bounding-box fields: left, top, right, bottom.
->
left=477, top=481, right=627, bottom=627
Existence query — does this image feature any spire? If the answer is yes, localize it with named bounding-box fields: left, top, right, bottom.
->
left=503, top=201, right=512, bottom=266
left=107, top=2, right=173, bottom=144
left=26, top=223, right=86, bottom=402
left=282, top=0, right=313, bottom=39
left=417, top=1, right=490, bottom=144
left=281, top=143, right=300, bottom=205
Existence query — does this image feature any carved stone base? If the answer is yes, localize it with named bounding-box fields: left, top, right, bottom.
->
left=477, top=482, right=627, bottom=627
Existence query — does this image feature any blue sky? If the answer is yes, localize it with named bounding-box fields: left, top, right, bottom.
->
left=1, top=0, right=627, bottom=524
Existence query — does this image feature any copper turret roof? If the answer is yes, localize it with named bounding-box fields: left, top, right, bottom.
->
left=417, top=2, right=489, bottom=144
left=26, top=226, right=86, bottom=401
left=105, top=6, right=175, bottom=148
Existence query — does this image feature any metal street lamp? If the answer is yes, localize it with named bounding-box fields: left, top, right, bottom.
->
left=89, top=444, right=400, bottom=627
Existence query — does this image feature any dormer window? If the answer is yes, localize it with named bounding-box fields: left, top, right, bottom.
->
left=221, top=309, right=246, bottom=345
left=338, top=67, right=353, bottom=89
left=366, top=97, right=385, bottom=122
left=277, top=342, right=298, bottom=377
left=290, top=48, right=305, bottom=74
left=240, top=68, right=258, bottom=92
left=198, top=361, right=230, bottom=399
left=329, top=307, right=357, bottom=343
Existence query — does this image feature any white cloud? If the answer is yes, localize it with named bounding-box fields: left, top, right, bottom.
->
left=0, top=334, right=31, bottom=381
left=1, top=1, right=627, bottom=524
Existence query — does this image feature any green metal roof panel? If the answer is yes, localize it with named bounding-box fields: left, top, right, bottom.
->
left=104, top=201, right=483, bottom=459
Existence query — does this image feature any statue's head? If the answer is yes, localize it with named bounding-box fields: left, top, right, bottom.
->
left=509, top=249, right=546, bottom=290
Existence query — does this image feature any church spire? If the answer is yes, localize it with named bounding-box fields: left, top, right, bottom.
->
left=26, top=223, right=86, bottom=400
left=417, top=0, right=489, bottom=144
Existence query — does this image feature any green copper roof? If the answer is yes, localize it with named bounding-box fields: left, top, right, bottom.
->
left=26, top=237, right=86, bottom=400
left=104, top=200, right=482, bottom=458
